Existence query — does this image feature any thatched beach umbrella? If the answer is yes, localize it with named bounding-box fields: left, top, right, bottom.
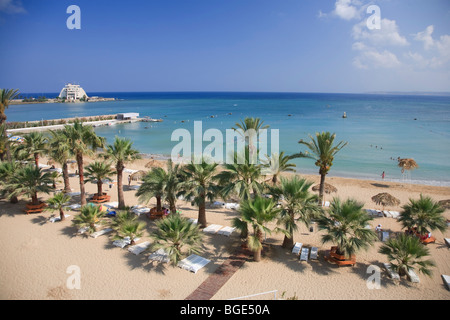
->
left=438, top=199, right=450, bottom=210
left=312, top=183, right=337, bottom=204
left=371, top=192, right=400, bottom=210
left=145, top=159, right=164, bottom=169
left=130, top=170, right=147, bottom=181
left=398, top=158, right=419, bottom=172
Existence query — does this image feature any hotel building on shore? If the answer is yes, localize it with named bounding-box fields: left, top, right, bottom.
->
left=58, top=83, right=88, bottom=100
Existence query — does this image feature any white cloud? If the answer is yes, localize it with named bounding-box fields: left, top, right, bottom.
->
left=353, top=46, right=401, bottom=69
left=414, top=25, right=435, bottom=50
left=0, top=0, right=25, bottom=14
left=352, top=18, right=409, bottom=47
left=333, top=0, right=361, bottom=21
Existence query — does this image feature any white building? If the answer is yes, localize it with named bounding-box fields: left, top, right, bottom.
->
left=117, top=113, right=139, bottom=120
left=58, top=83, right=88, bottom=100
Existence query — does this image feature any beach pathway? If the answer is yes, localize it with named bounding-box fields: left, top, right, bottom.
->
left=185, top=246, right=249, bottom=300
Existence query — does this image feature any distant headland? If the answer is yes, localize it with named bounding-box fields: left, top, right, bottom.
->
left=10, top=83, right=116, bottom=105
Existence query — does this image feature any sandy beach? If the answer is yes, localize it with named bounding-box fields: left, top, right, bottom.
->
left=1, top=156, right=449, bottom=300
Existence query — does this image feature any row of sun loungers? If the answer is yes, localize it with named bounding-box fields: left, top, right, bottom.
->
left=292, top=243, right=318, bottom=261
left=365, top=209, right=400, bottom=218
left=48, top=214, right=70, bottom=223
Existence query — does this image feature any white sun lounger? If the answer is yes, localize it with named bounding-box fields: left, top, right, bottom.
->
left=113, top=237, right=141, bottom=248
left=217, top=226, right=235, bottom=236
left=381, top=231, right=390, bottom=242
left=300, top=247, right=309, bottom=261
left=442, top=275, right=450, bottom=291
left=310, top=247, right=318, bottom=260
left=444, top=238, right=450, bottom=248
left=178, top=254, right=211, bottom=273
left=203, top=224, right=223, bottom=234
left=407, top=268, right=420, bottom=283
left=149, top=248, right=170, bottom=263
left=224, top=203, right=240, bottom=210
left=292, top=242, right=302, bottom=255
left=389, top=211, right=400, bottom=219
left=383, top=211, right=392, bottom=218
left=383, top=263, right=400, bottom=280
left=103, top=202, right=119, bottom=209
left=188, top=218, right=198, bottom=225
left=132, top=207, right=150, bottom=216
left=49, top=215, right=70, bottom=223
left=128, top=241, right=151, bottom=255
left=66, top=192, right=81, bottom=197
left=90, top=228, right=113, bottom=238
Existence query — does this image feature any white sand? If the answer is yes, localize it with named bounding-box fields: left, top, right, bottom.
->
left=1, top=157, right=449, bottom=300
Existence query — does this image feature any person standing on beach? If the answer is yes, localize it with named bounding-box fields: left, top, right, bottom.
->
left=381, top=171, right=385, bottom=180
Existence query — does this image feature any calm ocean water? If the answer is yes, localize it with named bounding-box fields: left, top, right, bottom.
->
left=7, top=92, right=450, bottom=186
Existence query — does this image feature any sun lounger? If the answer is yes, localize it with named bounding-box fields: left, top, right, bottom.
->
left=66, top=192, right=81, bottom=197
left=203, top=224, right=223, bottom=234
left=383, top=263, right=400, bottom=280
left=383, top=211, right=392, bottom=218
left=389, top=211, right=400, bottom=219
left=300, top=247, right=309, bottom=261
left=442, top=275, right=450, bottom=291
left=67, top=204, right=81, bottom=210
left=224, top=203, right=240, bottom=210
left=381, top=231, right=390, bottom=242
left=310, top=247, right=318, bottom=260
left=178, top=254, right=211, bottom=273
left=103, top=202, right=119, bottom=209
left=113, top=237, right=140, bottom=248
left=90, top=228, right=113, bottom=238
left=445, top=238, right=450, bottom=248
left=148, top=248, right=170, bottom=263
left=49, top=215, right=70, bottom=223
left=128, top=241, right=151, bottom=255
left=188, top=218, right=198, bottom=225
left=132, top=207, right=150, bottom=216
left=407, top=268, right=420, bottom=283
left=292, top=242, right=302, bottom=255
left=217, top=226, right=235, bottom=236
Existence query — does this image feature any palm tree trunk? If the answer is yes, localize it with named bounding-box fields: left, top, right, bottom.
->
left=156, top=195, right=162, bottom=212
left=34, top=153, right=39, bottom=168
left=77, top=153, right=86, bottom=206
left=254, top=229, right=263, bottom=262
left=62, top=163, right=71, bottom=193
left=198, top=194, right=207, bottom=228
left=60, top=208, right=65, bottom=221
left=282, top=211, right=295, bottom=249
left=97, top=180, right=103, bottom=197
left=10, top=195, right=18, bottom=204
left=31, top=192, right=39, bottom=206
left=319, top=173, right=326, bottom=205
left=117, top=164, right=125, bottom=209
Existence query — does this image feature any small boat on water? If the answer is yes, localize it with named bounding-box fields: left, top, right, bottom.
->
left=342, top=112, right=347, bottom=119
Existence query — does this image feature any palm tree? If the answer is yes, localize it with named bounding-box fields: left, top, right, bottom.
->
left=114, top=220, right=146, bottom=246
left=0, top=160, right=22, bottom=203
left=62, top=121, right=105, bottom=206
left=215, top=148, right=263, bottom=201
left=0, top=89, right=20, bottom=161
left=317, top=198, right=377, bottom=259
left=261, top=151, right=296, bottom=185
left=398, top=194, right=447, bottom=238
left=232, top=117, right=269, bottom=161
left=110, top=210, right=137, bottom=231
left=0, top=88, right=19, bottom=126
left=137, top=167, right=166, bottom=212
left=151, top=214, right=203, bottom=265
left=6, top=164, right=53, bottom=206
left=47, top=130, right=72, bottom=193
left=45, top=192, right=71, bottom=221
left=84, top=161, right=114, bottom=198
left=379, top=233, right=435, bottom=278
left=269, top=176, right=322, bottom=249
left=0, top=123, right=10, bottom=162
left=18, top=132, right=47, bottom=167
left=73, top=204, right=105, bottom=234
left=104, top=136, right=141, bottom=209
left=164, top=159, right=184, bottom=214
left=180, top=158, right=219, bottom=228
left=292, top=132, right=347, bottom=204
left=236, top=196, right=281, bottom=262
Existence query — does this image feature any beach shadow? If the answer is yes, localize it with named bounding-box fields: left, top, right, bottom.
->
left=371, top=183, right=390, bottom=188
left=0, top=200, right=28, bottom=217
left=60, top=225, right=80, bottom=239
left=30, top=215, right=49, bottom=226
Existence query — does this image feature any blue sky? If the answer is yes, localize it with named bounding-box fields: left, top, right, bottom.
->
left=0, top=0, right=449, bottom=93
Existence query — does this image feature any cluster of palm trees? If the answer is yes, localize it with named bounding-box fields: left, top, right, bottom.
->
left=0, top=120, right=140, bottom=219
left=1, top=89, right=446, bottom=279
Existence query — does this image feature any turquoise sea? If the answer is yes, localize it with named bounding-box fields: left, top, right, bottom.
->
left=7, top=92, right=450, bottom=186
